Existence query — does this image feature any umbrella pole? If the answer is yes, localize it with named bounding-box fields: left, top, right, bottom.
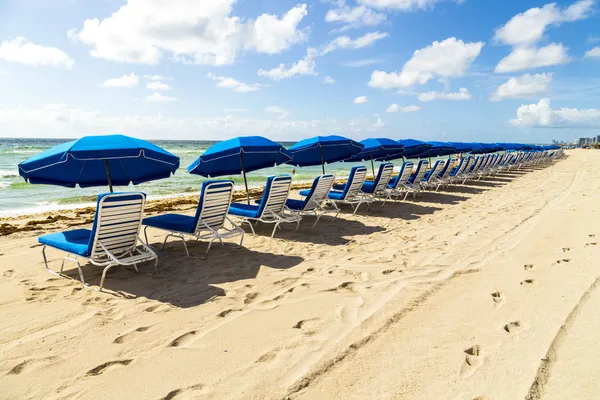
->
left=104, top=159, right=113, bottom=193
left=239, top=152, right=250, bottom=205
left=320, top=145, right=325, bottom=175
left=370, top=154, right=375, bottom=178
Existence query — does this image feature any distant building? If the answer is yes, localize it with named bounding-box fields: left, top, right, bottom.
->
left=579, top=138, right=587, bottom=146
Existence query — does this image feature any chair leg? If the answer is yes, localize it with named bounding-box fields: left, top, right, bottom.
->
left=203, top=237, right=217, bottom=260
left=353, top=203, right=361, bottom=215
left=144, top=226, right=150, bottom=247
left=99, top=263, right=117, bottom=292
left=238, top=233, right=244, bottom=248
left=271, top=222, right=281, bottom=238
left=312, top=214, right=322, bottom=227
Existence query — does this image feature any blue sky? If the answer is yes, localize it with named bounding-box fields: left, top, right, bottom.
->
left=0, top=0, right=599, bottom=143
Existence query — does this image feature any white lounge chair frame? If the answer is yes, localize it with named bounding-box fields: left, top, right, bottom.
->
left=42, top=193, right=157, bottom=292
left=331, top=167, right=374, bottom=214
left=144, top=181, right=244, bottom=258
left=287, top=174, right=339, bottom=227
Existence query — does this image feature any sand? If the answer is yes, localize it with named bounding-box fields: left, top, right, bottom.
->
left=0, top=149, right=598, bottom=400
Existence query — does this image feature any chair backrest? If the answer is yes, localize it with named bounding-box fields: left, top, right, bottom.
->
left=438, top=159, right=455, bottom=179
left=256, top=175, right=293, bottom=217
left=409, top=160, right=429, bottom=185
left=470, top=156, right=483, bottom=172
left=423, top=160, right=446, bottom=182
left=89, top=192, right=146, bottom=260
left=341, top=166, right=367, bottom=199
left=455, top=157, right=472, bottom=176
left=193, top=180, right=234, bottom=233
left=391, top=162, right=414, bottom=188
left=299, top=174, right=335, bottom=211
left=373, top=163, right=394, bottom=192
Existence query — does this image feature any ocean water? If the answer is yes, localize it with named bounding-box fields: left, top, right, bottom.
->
left=0, top=138, right=409, bottom=216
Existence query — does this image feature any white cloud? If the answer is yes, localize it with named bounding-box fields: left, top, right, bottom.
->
left=372, top=115, right=385, bottom=129
left=144, top=74, right=172, bottom=81
left=323, top=76, right=336, bottom=84
left=417, top=88, right=471, bottom=102
left=68, top=1, right=308, bottom=65
left=100, top=73, right=139, bottom=88
left=258, top=47, right=317, bottom=80
left=491, top=73, right=552, bottom=101
left=0, top=104, right=384, bottom=141
left=0, top=37, right=74, bottom=69
left=322, top=31, right=388, bottom=54
left=224, top=108, right=248, bottom=113
left=206, top=73, right=262, bottom=92
left=342, top=58, right=384, bottom=67
left=354, top=96, right=368, bottom=104
left=495, top=43, right=570, bottom=73
left=494, top=1, right=594, bottom=47
left=146, top=92, right=177, bottom=102
left=510, top=98, right=600, bottom=127
left=146, top=81, right=170, bottom=91
left=325, top=2, right=386, bottom=31
left=369, top=37, right=484, bottom=89
left=265, top=105, right=289, bottom=119
left=386, top=104, right=421, bottom=112
left=585, top=46, right=600, bottom=58
left=358, top=0, right=444, bottom=10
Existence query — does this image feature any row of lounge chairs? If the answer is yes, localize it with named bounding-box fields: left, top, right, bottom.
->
left=37, top=150, right=562, bottom=291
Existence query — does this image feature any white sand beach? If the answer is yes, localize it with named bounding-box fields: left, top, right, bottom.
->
left=1, top=149, right=599, bottom=400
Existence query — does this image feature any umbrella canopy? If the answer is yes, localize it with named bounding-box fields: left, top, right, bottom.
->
left=448, top=142, right=482, bottom=153
left=397, top=139, right=433, bottom=158
left=471, top=143, right=502, bottom=154
left=425, top=141, right=457, bottom=157
left=18, top=134, right=180, bottom=191
left=188, top=136, right=291, bottom=177
left=188, top=136, right=292, bottom=204
left=288, top=135, right=364, bottom=173
left=348, top=138, right=404, bottom=176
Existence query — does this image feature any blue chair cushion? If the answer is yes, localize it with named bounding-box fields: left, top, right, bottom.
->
left=143, top=214, right=196, bottom=234
left=229, top=202, right=261, bottom=218
left=299, top=189, right=312, bottom=197
left=285, top=199, right=305, bottom=210
left=38, top=229, right=92, bottom=257
left=332, top=183, right=346, bottom=191
left=388, top=176, right=398, bottom=186
left=327, top=190, right=345, bottom=200
left=361, top=181, right=376, bottom=194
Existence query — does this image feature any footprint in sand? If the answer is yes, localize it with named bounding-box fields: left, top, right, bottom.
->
left=169, top=331, right=197, bottom=348
left=86, top=360, right=132, bottom=377
left=520, top=279, right=536, bottom=286
left=554, top=259, right=572, bottom=265
left=244, top=292, right=259, bottom=305
left=255, top=348, right=280, bottom=363
left=461, top=345, right=484, bottom=378
left=382, top=269, right=396, bottom=275
left=113, top=326, right=151, bottom=344
left=326, top=282, right=357, bottom=293
left=217, top=308, right=241, bottom=318
left=2, top=269, right=14, bottom=278
left=586, top=243, right=597, bottom=247
left=7, top=356, right=58, bottom=375
left=524, top=264, right=535, bottom=271
left=293, top=318, right=320, bottom=336
left=491, top=291, right=505, bottom=306
left=562, top=247, right=571, bottom=253
left=503, top=321, right=522, bottom=334
left=159, top=383, right=204, bottom=400
left=302, top=267, right=315, bottom=275
left=590, top=234, right=596, bottom=238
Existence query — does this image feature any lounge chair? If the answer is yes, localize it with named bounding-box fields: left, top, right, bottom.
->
left=421, top=160, right=447, bottom=190
left=287, top=174, right=338, bottom=226
left=142, top=180, right=244, bottom=258
left=431, top=158, right=456, bottom=191
left=404, top=160, right=429, bottom=197
left=228, top=175, right=301, bottom=238
left=388, top=162, right=414, bottom=200
left=38, top=192, right=157, bottom=291
left=359, top=163, right=395, bottom=205
left=447, top=157, right=470, bottom=184
left=326, top=166, right=372, bottom=214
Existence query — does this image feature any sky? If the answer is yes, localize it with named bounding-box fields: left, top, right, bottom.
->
left=0, top=0, right=599, bottom=143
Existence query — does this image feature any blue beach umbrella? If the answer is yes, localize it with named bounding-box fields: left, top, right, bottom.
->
left=188, top=136, right=292, bottom=204
left=448, top=142, right=482, bottom=154
left=18, top=134, right=180, bottom=192
left=288, top=135, right=364, bottom=174
left=397, top=139, right=433, bottom=158
left=425, top=141, right=457, bottom=157
left=348, top=138, right=404, bottom=176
